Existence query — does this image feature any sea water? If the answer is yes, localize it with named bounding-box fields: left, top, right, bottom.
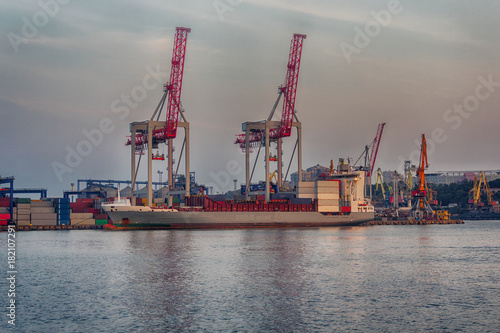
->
left=2, top=221, right=499, bottom=332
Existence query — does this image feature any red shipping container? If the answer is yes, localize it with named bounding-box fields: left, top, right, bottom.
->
left=341, top=206, right=351, bottom=213
left=76, top=198, right=94, bottom=203
left=0, top=220, right=8, bottom=226
left=0, top=214, right=11, bottom=219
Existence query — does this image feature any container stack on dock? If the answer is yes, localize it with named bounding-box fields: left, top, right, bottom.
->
left=70, top=213, right=95, bottom=226
left=0, top=197, right=12, bottom=225
left=55, top=198, right=70, bottom=225
left=16, top=198, right=31, bottom=226
left=31, top=200, right=57, bottom=226
left=0, top=197, right=113, bottom=229
left=94, top=214, right=109, bottom=226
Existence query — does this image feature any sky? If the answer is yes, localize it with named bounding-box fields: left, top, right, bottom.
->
left=1, top=0, right=499, bottom=197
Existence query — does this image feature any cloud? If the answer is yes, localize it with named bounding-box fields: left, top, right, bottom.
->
left=1, top=0, right=499, bottom=196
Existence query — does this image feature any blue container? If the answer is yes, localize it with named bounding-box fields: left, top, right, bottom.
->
left=57, top=219, right=70, bottom=226
left=55, top=203, right=71, bottom=210
left=55, top=198, right=70, bottom=204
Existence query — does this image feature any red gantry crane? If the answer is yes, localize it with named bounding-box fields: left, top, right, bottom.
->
left=235, top=33, right=306, bottom=147
left=367, top=123, right=386, bottom=178
left=353, top=122, right=386, bottom=200
left=234, top=33, right=306, bottom=202
left=127, top=27, right=191, bottom=147
left=126, top=27, right=191, bottom=206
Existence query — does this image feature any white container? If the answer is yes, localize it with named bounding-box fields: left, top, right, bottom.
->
left=316, top=181, right=339, bottom=187
left=31, top=201, right=54, bottom=207
left=71, top=218, right=95, bottom=226
left=16, top=220, right=31, bottom=226
left=317, top=193, right=340, bottom=200
left=70, top=213, right=93, bottom=219
left=297, top=193, right=316, bottom=199
left=17, top=203, right=31, bottom=209
left=318, top=206, right=340, bottom=212
left=31, top=207, right=55, bottom=214
left=318, top=199, right=339, bottom=206
left=31, top=213, right=57, bottom=220
left=17, top=208, right=31, bottom=215
left=30, top=219, right=57, bottom=226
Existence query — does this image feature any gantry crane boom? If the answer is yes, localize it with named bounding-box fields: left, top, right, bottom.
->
left=270, top=33, right=306, bottom=139
left=367, top=123, right=386, bottom=178
left=126, top=27, right=191, bottom=147
left=156, top=27, right=190, bottom=140
left=234, top=33, right=306, bottom=147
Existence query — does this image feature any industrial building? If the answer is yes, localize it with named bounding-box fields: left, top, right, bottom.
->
left=425, top=170, right=500, bottom=185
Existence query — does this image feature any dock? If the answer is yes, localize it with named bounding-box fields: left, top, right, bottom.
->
left=1, top=225, right=104, bottom=231
left=362, top=219, right=464, bottom=226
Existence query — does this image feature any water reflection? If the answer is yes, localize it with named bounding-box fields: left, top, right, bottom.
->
left=237, top=230, right=309, bottom=330
left=13, top=223, right=499, bottom=332
left=122, top=231, right=197, bottom=331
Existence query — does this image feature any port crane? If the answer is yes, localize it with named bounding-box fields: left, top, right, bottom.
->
left=234, top=33, right=306, bottom=202
left=410, top=134, right=434, bottom=219
left=126, top=27, right=191, bottom=206
left=468, top=171, right=496, bottom=210
left=354, top=122, right=386, bottom=199
left=375, top=168, right=393, bottom=206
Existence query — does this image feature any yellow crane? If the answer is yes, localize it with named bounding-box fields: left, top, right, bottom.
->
left=425, top=180, right=438, bottom=205
left=469, top=171, right=494, bottom=207
left=375, top=168, right=393, bottom=200
left=269, top=171, right=278, bottom=184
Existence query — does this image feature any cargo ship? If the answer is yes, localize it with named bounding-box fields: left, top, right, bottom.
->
left=102, top=164, right=375, bottom=229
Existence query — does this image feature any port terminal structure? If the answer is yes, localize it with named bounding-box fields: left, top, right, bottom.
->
left=73, top=178, right=195, bottom=192
left=235, top=33, right=306, bottom=202
left=126, top=27, right=191, bottom=207
left=0, top=187, right=47, bottom=199
left=239, top=120, right=302, bottom=203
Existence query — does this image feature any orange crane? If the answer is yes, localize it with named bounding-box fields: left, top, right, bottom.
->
left=410, top=134, right=435, bottom=219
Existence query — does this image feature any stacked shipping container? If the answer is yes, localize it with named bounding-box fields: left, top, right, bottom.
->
left=4, top=197, right=111, bottom=227
left=31, top=200, right=57, bottom=226
left=316, top=180, right=340, bottom=213
left=55, top=198, right=70, bottom=225
left=184, top=195, right=317, bottom=213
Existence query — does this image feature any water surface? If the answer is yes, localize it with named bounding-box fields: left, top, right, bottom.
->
left=2, top=221, right=499, bottom=332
